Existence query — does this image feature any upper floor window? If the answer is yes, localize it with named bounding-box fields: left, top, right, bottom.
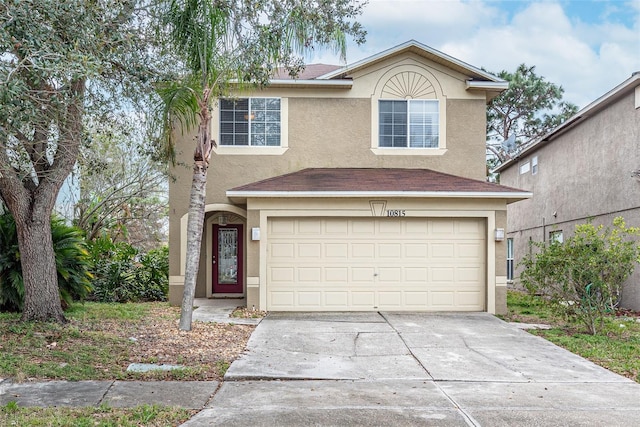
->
left=220, top=98, right=281, bottom=146
left=379, top=100, right=439, bottom=148
left=531, top=156, right=538, bottom=175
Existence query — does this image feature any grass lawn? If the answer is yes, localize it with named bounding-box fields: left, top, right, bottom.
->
left=0, top=301, right=254, bottom=426
left=502, top=290, right=640, bottom=383
left=1, top=402, right=195, bottom=427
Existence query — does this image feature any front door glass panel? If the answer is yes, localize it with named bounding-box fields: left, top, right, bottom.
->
left=218, top=228, right=238, bottom=284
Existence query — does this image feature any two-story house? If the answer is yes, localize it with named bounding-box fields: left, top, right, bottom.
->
left=168, top=40, right=531, bottom=314
left=497, top=72, right=640, bottom=310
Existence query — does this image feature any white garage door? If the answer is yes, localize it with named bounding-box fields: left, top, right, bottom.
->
left=266, top=217, right=486, bottom=311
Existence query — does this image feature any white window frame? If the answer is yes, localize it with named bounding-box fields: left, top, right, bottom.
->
left=531, top=156, right=538, bottom=175
left=507, top=238, right=514, bottom=281
left=519, top=161, right=530, bottom=175
left=378, top=99, right=440, bottom=149
left=212, top=97, right=289, bottom=155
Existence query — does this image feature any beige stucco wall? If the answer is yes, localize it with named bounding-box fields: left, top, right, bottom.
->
left=502, top=90, right=640, bottom=310
left=168, top=51, right=501, bottom=309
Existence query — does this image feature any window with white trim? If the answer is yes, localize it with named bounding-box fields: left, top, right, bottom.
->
left=379, top=100, right=439, bottom=148
left=532, top=156, right=538, bottom=175
left=220, top=98, right=281, bottom=146
left=549, top=230, right=563, bottom=244
left=519, top=161, right=530, bottom=174
left=507, top=238, right=514, bottom=281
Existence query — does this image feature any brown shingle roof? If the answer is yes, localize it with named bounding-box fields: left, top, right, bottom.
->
left=228, top=168, right=528, bottom=195
left=273, top=64, right=343, bottom=80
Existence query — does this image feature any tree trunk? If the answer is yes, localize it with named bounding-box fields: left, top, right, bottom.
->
left=17, top=215, right=66, bottom=323
left=179, top=108, right=212, bottom=331
left=179, top=163, right=208, bottom=330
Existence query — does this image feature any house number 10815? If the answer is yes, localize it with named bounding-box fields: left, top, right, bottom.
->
left=387, top=209, right=406, bottom=217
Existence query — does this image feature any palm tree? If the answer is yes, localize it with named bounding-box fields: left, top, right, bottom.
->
left=158, top=0, right=365, bottom=330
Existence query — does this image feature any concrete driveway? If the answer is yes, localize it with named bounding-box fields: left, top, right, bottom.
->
left=184, top=312, right=640, bottom=426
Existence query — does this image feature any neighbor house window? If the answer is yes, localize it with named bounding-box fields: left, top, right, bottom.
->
left=220, top=98, right=281, bottom=146
left=549, top=230, right=563, bottom=244
left=507, top=238, right=514, bottom=281
left=519, top=161, right=530, bottom=174
left=379, top=100, right=439, bottom=148
left=531, top=156, right=538, bottom=175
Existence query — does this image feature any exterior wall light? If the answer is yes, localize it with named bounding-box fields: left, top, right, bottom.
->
left=495, top=228, right=505, bottom=241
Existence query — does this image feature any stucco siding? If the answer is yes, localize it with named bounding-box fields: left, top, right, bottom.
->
left=503, top=89, right=640, bottom=310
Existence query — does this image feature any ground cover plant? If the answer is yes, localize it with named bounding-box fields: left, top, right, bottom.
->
left=0, top=302, right=253, bottom=382
left=503, top=290, right=640, bottom=382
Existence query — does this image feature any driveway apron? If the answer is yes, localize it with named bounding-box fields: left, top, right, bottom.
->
left=183, top=312, right=640, bottom=426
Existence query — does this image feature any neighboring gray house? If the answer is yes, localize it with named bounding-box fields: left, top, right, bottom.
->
left=496, top=72, right=640, bottom=310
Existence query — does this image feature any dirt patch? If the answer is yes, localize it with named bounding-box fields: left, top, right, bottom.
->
left=121, top=305, right=254, bottom=380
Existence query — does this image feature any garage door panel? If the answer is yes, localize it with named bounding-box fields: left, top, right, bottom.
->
left=325, top=292, right=348, bottom=307
left=267, top=217, right=485, bottom=311
left=325, top=267, right=348, bottom=282
left=352, top=220, right=375, bottom=234
left=431, top=291, right=455, bottom=307
left=270, top=219, right=295, bottom=235
left=379, top=221, right=402, bottom=234
left=378, top=243, right=402, bottom=258
left=325, top=220, right=348, bottom=234
left=379, top=291, right=402, bottom=307
left=325, top=243, right=348, bottom=257
left=297, top=219, right=322, bottom=234
left=404, top=243, right=428, bottom=258
left=297, top=267, right=321, bottom=282
left=352, top=267, right=375, bottom=282
left=298, top=292, right=322, bottom=306
left=431, top=243, right=455, bottom=258
left=298, top=243, right=321, bottom=257
left=405, top=267, right=428, bottom=282
left=352, top=292, right=375, bottom=307
left=378, top=267, right=402, bottom=282
left=352, top=243, right=375, bottom=258
left=270, top=242, right=295, bottom=258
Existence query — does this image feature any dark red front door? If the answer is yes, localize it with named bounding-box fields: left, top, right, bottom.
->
left=213, top=224, right=243, bottom=294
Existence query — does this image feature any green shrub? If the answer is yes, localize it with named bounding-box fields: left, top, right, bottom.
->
left=520, top=217, right=640, bottom=335
left=135, top=246, right=169, bottom=301
left=88, top=236, right=168, bottom=303
left=0, top=213, right=92, bottom=312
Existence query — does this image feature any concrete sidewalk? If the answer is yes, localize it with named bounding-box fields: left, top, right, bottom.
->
left=184, top=312, right=640, bottom=427
left=0, top=379, right=218, bottom=409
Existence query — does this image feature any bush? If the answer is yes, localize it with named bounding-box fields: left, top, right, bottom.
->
left=0, top=213, right=92, bottom=312
left=88, top=236, right=168, bottom=303
left=520, top=217, right=640, bottom=334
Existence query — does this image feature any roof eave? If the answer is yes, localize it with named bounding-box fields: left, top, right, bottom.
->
left=227, top=190, right=533, bottom=200
left=267, top=79, right=353, bottom=89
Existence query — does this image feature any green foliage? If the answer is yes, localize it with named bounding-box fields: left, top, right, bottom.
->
left=0, top=213, right=92, bottom=312
left=88, top=236, right=168, bottom=303
left=486, top=64, right=578, bottom=163
left=520, top=217, right=640, bottom=335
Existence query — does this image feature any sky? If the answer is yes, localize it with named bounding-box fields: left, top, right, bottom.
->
left=308, top=0, right=640, bottom=109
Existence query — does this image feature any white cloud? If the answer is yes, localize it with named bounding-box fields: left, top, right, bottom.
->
left=308, top=0, right=640, bottom=109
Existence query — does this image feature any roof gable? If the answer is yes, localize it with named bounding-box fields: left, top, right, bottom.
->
left=318, top=40, right=505, bottom=84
